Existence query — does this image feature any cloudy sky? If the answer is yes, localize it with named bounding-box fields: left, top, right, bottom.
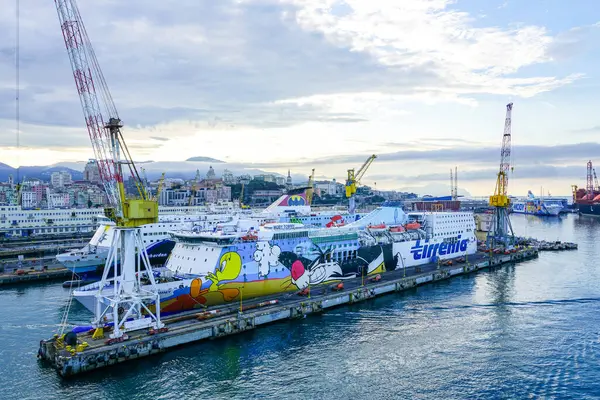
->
left=1, top=0, right=599, bottom=196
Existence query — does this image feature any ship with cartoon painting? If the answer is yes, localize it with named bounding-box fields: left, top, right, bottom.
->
left=72, top=205, right=477, bottom=316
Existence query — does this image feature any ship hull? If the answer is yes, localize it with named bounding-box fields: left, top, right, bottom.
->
left=511, top=202, right=562, bottom=216
left=577, top=203, right=600, bottom=217
left=58, top=240, right=176, bottom=276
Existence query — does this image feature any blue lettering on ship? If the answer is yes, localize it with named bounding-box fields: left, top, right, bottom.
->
left=410, top=236, right=469, bottom=260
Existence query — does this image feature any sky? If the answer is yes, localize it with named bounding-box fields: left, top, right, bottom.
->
left=0, top=0, right=599, bottom=196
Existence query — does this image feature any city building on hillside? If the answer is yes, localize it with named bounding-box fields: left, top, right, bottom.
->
left=159, top=189, right=190, bottom=207
left=206, top=166, right=216, bottom=180
left=51, top=171, right=72, bottom=188
left=21, top=191, right=38, bottom=209
left=315, top=179, right=339, bottom=196
left=251, top=189, right=285, bottom=204
left=83, top=159, right=101, bottom=183
left=253, top=174, right=276, bottom=183
left=47, top=192, right=71, bottom=209
left=238, top=174, right=252, bottom=185
left=222, top=169, right=235, bottom=184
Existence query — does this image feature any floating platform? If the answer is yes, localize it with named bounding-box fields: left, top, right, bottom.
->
left=0, top=267, right=72, bottom=286
left=38, top=248, right=539, bottom=378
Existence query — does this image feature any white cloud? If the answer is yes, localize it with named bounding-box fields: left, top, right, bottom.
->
left=0, top=0, right=597, bottom=199
left=283, top=0, right=582, bottom=98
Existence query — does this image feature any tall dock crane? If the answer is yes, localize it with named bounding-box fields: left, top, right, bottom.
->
left=346, top=155, right=376, bottom=214
left=487, top=103, right=515, bottom=248
left=55, top=0, right=163, bottom=338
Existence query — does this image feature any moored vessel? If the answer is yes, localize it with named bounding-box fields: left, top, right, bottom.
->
left=72, top=206, right=477, bottom=315
left=511, top=191, right=563, bottom=216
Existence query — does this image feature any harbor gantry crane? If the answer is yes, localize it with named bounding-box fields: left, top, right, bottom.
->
left=450, top=166, right=458, bottom=201
left=55, top=0, right=163, bottom=338
left=239, top=182, right=250, bottom=209
left=346, top=155, right=377, bottom=214
left=586, top=161, right=594, bottom=199
left=487, top=103, right=515, bottom=248
left=155, top=172, right=166, bottom=203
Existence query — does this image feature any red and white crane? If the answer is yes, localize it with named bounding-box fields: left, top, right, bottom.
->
left=55, top=0, right=154, bottom=226
left=54, top=0, right=162, bottom=338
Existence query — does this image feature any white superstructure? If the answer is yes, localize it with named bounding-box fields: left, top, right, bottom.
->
left=0, top=203, right=239, bottom=239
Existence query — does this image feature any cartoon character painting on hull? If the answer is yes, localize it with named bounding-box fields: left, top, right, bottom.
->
left=156, top=240, right=402, bottom=315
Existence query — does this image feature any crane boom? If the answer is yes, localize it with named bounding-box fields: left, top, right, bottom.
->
left=345, top=154, right=377, bottom=214
left=487, top=103, right=515, bottom=248
left=55, top=0, right=154, bottom=226
left=489, top=103, right=512, bottom=207
left=355, top=155, right=376, bottom=183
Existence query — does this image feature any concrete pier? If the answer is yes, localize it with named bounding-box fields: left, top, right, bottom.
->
left=38, top=248, right=539, bottom=378
left=0, top=267, right=72, bottom=286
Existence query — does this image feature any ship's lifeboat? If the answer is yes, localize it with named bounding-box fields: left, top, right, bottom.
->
left=368, top=224, right=386, bottom=230
left=593, top=194, right=600, bottom=202
left=405, top=222, right=421, bottom=230
left=241, top=233, right=258, bottom=241
left=389, top=226, right=405, bottom=233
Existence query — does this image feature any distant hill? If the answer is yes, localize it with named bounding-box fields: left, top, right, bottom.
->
left=186, top=156, right=224, bottom=163
left=0, top=165, right=83, bottom=183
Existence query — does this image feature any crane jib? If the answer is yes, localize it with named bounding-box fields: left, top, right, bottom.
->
left=54, top=0, right=157, bottom=226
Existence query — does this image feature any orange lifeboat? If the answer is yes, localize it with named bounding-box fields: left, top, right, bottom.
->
left=389, top=226, right=405, bottom=233
left=594, top=194, right=600, bottom=202
left=405, top=222, right=421, bottom=230
left=241, top=232, right=258, bottom=241
left=368, top=224, right=386, bottom=230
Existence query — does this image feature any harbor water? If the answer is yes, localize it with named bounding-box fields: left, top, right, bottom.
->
left=1, top=214, right=600, bottom=399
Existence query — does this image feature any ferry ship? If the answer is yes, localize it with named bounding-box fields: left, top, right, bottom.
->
left=511, top=191, right=563, bottom=216
left=0, top=203, right=237, bottom=239
left=72, top=206, right=477, bottom=315
left=57, top=189, right=367, bottom=277
left=0, top=205, right=102, bottom=238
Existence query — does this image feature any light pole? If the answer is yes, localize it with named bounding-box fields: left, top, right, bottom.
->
left=398, top=255, right=406, bottom=277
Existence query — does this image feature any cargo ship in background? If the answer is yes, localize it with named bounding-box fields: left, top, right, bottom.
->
left=573, top=161, right=600, bottom=217
left=510, top=191, right=563, bottom=216
left=57, top=188, right=368, bottom=277
left=71, top=205, right=477, bottom=315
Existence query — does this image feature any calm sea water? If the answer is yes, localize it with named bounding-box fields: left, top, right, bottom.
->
left=1, top=214, right=600, bottom=400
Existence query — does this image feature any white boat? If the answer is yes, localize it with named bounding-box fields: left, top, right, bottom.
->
left=511, top=191, right=563, bottom=216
